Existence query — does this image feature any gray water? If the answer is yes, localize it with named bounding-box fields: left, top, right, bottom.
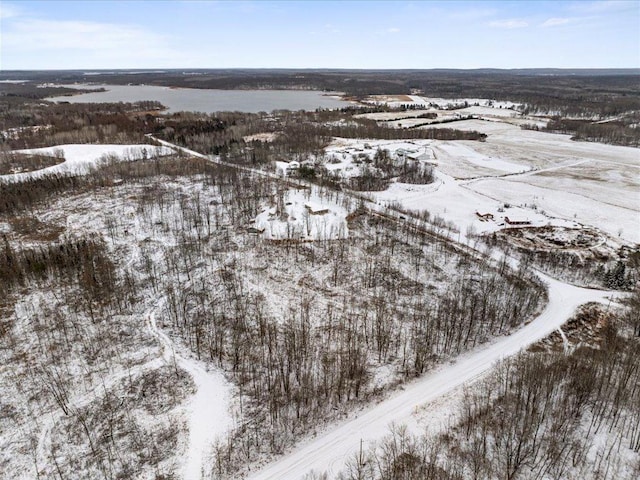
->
left=46, top=84, right=351, bottom=113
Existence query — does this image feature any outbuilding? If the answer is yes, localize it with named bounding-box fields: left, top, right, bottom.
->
left=505, top=216, right=531, bottom=226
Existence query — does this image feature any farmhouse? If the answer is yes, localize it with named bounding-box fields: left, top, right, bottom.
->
left=275, top=160, right=300, bottom=177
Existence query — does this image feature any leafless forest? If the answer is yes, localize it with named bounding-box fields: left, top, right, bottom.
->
left=339, top=300, right=640, bottom=480
left=0, top=76, right=638, bottom=479
left=1, top=150, right=546, bottom=478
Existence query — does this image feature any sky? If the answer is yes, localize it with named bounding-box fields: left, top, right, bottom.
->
left=0, top=0, right=639, bottom=70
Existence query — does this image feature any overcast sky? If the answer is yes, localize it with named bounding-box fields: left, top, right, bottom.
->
left=1, top=0, right=638, bottom=70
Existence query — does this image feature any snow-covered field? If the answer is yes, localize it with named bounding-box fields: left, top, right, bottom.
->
left=1, top=144, right=173, bottom=181
left=324, top=109, right=639, bottom=245
left=468, top=178, right=639, bottom=243
left=433, top=141, right=530, bottom=174
left=428, top=121, right=639, bottom=244
left=372, top=171, right=577, bottom=238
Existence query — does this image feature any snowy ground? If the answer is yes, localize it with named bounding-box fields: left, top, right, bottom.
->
left=254, top=188, right=349, bottom=241
left=248, top=273, right=618, bottom=480
left=148, top=304, right=233, bottom=480
left=372, top=170, right=578, bottom=237
left=468, top=178, right=639, bottom=244
left=0, top=144, right=173, bottom=181
left=323, top=138, right=435, bottom=179
left=1, top=158, right=238, bottom=479
left=319, top=137, right=580, bottom=239
left=241, top=103, right=638, bottom=478
left=331, top=109, right=639, bottom=245
left=2, top=96, right=634, bottom=478
left=433, top=141, right=530, bottom=174
left=313, top=127, right=639, bottom=246
left=423, top=121, right=640, bottom=244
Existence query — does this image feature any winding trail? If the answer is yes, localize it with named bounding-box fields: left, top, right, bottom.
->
left=150, top=136, right=625, bottom=480
left=147, top=303, right=232, bottom=480
left=35, top=303, right=232, bottom=479
left=248, top=273, right=617, bottom=480
left=34, top=271, right=231, bottom=480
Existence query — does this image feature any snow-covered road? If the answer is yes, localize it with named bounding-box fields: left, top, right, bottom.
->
left=248, top=274, right=616, bottom=480
left=150, top=136, right=624, bottom=480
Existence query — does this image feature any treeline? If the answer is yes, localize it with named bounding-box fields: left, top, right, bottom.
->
left=0, top=97, right=163, bottom=149
left=4, top=70, right=639, bottom=122
left=0, top=173, right=91, bottom=214
left=544, top=117, right=640, bottom=147
left=340, top=299, right=640, bottom=480
left=520, top=92, right=640, bottom=119
left=1, top=235, right=115, bottom=302
left=8, top=70, right=638, bottom=112
left=524, top=248, right=638, bottom=291
left=0, top=151, right=64, bottom=174
left=154, top=108, right=485, bottom=179
left=0, top=82, right=94, bottom=105
left=0, top=153, right=235, bottom=215
left=289, top=120, right=486, bottom=142
left=572, top=122, right=640, bottom=147
left=0, top=70, right=409, bottom=96
left=482, top=232, right=639, bottom=291
left=154, top=111, right=255, bottom=155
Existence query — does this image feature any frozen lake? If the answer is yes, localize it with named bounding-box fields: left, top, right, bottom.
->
left=46, top=84, right=351, bottom=113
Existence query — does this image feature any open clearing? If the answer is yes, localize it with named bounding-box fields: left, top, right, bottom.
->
left=1, top=144, right=173, bottom=181
left=371, top=117, right=639, bottom=244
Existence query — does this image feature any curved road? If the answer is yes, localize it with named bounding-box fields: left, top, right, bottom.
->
left=248, top=273, right=616, bottom=480
left=150, top=136, right=622, bottom=480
